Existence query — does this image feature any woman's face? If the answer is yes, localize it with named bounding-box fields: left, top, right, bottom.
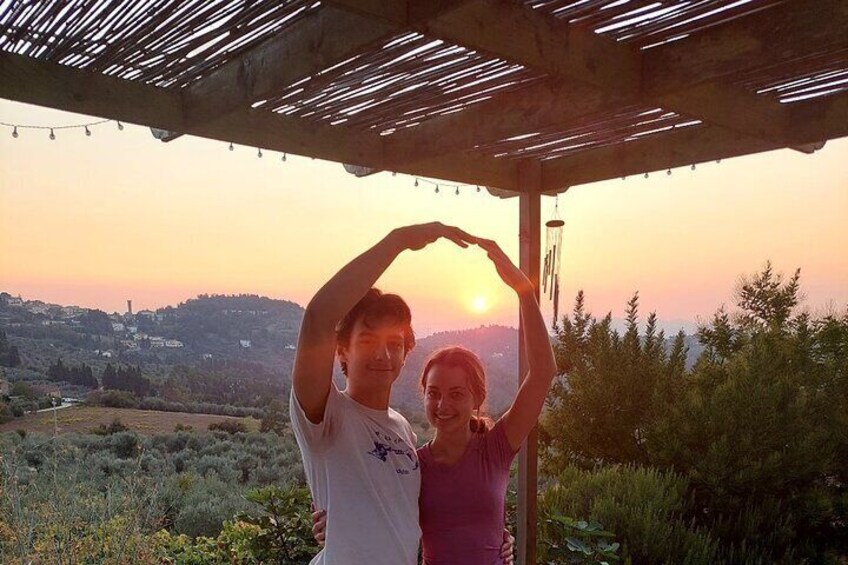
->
left=424, top=364, right=477, bottom=433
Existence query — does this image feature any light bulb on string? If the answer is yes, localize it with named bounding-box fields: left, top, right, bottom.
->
left=476, top=185, right=481, bottom=192
left=455, top=187, right=460, bottom=196
left=691, top=164, right=696, bottom=171
left=85, top=126, right=91, bottom=137
left=414, top=179, right=419, bottom=187
left=435, top=185, right=440, bottom=194
left=49, top=128, right=55, bottom=140
left=12, top=126, right=18, bottom=138
left=281, top=153, right=287, bottom=162
left=229, top=142, right=234, bottom=151
left=257, top=148, right=263, bottom=158
left=716, top=159, right=721, bottom=164
left=644, top=172, right=649, bottom=179
left=667, top=169, right=672, bottom=176
left=392, top=171, right=396, bottom=176
left=117, top=121, right=124, bottom=131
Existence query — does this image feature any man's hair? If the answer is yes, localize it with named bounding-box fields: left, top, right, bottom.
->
left=336, top=288, right=416, bottom=375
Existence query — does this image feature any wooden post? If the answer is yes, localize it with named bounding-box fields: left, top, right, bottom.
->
left=517, top=160, right=541, bottom=565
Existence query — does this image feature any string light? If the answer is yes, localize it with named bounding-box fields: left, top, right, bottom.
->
left=229, top=142, right=234, bottom=151
left=476, top=185, right=481, bottom=192
left=644, top=172, right=649, bottom=178
left=716, top=159, right=721, bottom=164
left=435, top=185, right=440, bottom=194
left=117, top=121, right=124, bottom=131
left=2, top=118, right=113, bottom=139
left=414, top=178, right=419, bottom=187
left=281, top=153, right=287, bottom=162
left=455, top=187, right=460, bottom=195
left=691, top=164, right=696, bottom=170
left=667, top=169, right=672, bottom=176
left=257, top=148, right=263, bottom=158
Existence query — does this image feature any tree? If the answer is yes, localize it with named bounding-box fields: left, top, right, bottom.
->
left=647, top=265, right=848, bottom=561
left=541, top=291, right=687, bottom=468
left=0, top=330, right=21, bottom=367
left=260, top=398, right=287, bottom=435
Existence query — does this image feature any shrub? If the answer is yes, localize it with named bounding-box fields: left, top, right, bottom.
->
left=208, top=420, right=248, bottom=434
left=540, top=464, right=719, bottom=564
left=90, top=418, right=130, bottom=436
left=86, top=389, right=139, bottom=408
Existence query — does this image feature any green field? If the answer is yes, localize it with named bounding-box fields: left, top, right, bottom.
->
left=0, top=405, right=259, bottom=435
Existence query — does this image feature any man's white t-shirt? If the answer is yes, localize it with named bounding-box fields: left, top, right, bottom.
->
left=290, top=384, right=421, bottom=565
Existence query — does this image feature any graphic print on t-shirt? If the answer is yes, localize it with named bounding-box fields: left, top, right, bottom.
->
left=367, top=428, right=419, bottom=475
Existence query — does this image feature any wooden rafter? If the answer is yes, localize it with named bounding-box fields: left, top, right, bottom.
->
left=0, top=51, right=518, bottom=189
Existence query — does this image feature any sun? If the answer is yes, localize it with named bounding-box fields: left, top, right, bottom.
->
left=470, top=295, right=489, bottom=314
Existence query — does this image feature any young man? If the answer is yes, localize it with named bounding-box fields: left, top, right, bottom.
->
left=290, top=223, right=476, bottom=564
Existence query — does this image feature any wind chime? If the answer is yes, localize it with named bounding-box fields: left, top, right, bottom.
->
left=542, top=198, right=565, bottom=325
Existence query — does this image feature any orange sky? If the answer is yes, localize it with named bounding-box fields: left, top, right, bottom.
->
left=1, top=100, right=846, bottom=334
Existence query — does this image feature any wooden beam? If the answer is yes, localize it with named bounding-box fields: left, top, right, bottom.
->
left=540, top=125, right=774, bottom=192
left=0, top=51, right=184, bottom=132
left=384, top=79, right=631, bottom=167
left=425, top=0, right=640, bottom=93
left=386, top=0, right=839, bottom=167
left=184, top=5, right=398, bottom=127
left=644, top=0, right=848, bottom=95
left=186, top=1, right=471, bottom=128
left=0, top=51, right=517, bottom=189
left=541, top=90, right=848, bottom=192
left=517, top=160, right=542, bottom=565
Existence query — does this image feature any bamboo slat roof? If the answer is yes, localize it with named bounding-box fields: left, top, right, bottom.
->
left=2, top=0, right=846, bottom=193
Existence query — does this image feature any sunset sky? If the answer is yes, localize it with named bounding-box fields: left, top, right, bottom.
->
left=1, top=99, right=846, bottom=335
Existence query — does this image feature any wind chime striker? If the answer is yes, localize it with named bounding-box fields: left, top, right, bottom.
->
left=543, top=200, right=565, bottom=325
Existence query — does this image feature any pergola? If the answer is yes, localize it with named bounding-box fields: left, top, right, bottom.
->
left=2, top=1, right=846, bottom=562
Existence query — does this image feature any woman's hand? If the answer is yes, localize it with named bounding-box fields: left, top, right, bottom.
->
left=389, top=222, right=477, bottom=252
left=476, top=239, right=533, bottom=296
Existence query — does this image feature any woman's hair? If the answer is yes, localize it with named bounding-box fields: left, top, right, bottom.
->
left=420, top=346, right=493, bottom=433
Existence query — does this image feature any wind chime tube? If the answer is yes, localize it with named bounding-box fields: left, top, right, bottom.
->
left=553, top=273, right=560, bottom=323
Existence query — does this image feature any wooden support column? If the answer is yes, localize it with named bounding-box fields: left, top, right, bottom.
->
left=517, top=159, right=542, bottom=565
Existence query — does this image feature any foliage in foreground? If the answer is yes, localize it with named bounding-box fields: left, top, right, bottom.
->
left=542, top=264, right=848, bottom=563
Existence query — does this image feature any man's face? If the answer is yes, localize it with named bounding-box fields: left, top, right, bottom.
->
left=338, top=317, right=408, bottom=391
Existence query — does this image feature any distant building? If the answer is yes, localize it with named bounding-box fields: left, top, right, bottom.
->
left=202, top=353, right=213, bottom=360
left=127, top=326, right=138, bottom=334
left=7, top=296, right=23, bottom=307
left=149, top=337, right=165, bottom=348
left=111, top=322, right=125, bottom=332
left=137, top=310, right=156, bottom=320
left=164, top=339, right=184, bottom=348
left=285, top=344, right=296, bottom=350
left=127, top=299, right=133, bottom=315
left=239, top=339, right=251, bottom=348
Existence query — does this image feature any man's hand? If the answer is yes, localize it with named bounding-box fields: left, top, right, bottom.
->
left=500, top=528, right=515, bottom=565
left=312, top=508, right=327, bottom=547
left=389, top=222, right=477, bottom=252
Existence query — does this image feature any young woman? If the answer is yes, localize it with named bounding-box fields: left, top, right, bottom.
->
left=315, top=238, right=558, bottom=565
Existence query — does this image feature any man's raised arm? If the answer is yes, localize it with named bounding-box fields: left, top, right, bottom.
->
left=292, top=223, right=474, bottom=423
